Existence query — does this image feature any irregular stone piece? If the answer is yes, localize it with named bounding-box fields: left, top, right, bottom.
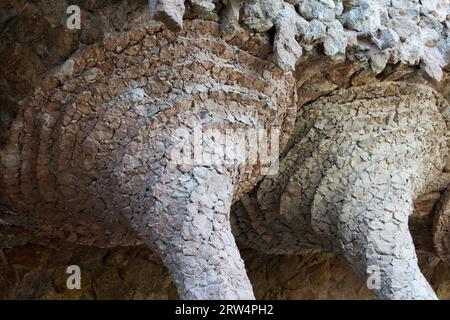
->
left=399, top=33, right=421, bottom=65
left=146, top=0, right=449, bottom=79
left=421, top=0, right=449, bottom=22
left=370, top=52, right=389, bottom=74
left=220, top=0, right=241, bottom=34
left=273, top=4, right=303, bottom=71
left=298, top=0, right=337, bottom=22
left=304, top=19, right=327, bottom=44
left=373, top=28, right=400, bottom=50
left=438, top=35, right=450, bottom=68
left=148, top=0, right=185, bottom=32
left=189, top=0, right=216, bottom=14
left=241, top=0, right=284, bottom=32
left=341, top=0, right=387, bottom=33
left=420, top=46, right=445, bottom=81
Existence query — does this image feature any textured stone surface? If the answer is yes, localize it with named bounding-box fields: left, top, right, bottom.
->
left=1, top=243, right=449, bottom=300
left=273, top=4, right=305, bottom=71
left=148, top=0, right=185, bottom=31
left=1, top=0, right=450, bottom=300
left=234, top=82, right=450, bottom=299
left=96, top=0, right=450, bottom=77
left=241, top=0, right=284, bottom=32
left=0, top=20, right=296, bottom=299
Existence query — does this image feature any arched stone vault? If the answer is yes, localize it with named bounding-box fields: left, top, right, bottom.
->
left=1, top=0, right=450, bottom=300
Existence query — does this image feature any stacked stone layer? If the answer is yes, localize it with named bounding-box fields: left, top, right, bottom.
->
left=151, top=0, right=450, bottom=80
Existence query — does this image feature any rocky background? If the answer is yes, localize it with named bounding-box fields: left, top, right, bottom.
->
left=1, top=243, right=449, bottom=299
left=1, top=0, right=449, bottom=299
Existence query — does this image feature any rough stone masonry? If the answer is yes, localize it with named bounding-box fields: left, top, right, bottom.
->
left=0, top=0, right=450, bottom=299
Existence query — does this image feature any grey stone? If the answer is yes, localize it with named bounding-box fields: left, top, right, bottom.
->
left=273, top=4, right=304, bottom=71
left=304, top=19, right=327, bottom=43
left=189, top=0, right=216, bottom=14
left=299, top=0, right=337, bottom=22
left=148, top=0, right=185, bottom=32
left=323, top=20, right=347, bottom=56
left=241, top=0, right=284, bottom=32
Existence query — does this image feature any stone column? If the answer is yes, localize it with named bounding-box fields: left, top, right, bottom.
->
left=300, top=83, right=449, bottom=299
left=314, top=162, right=438, bottom=299
left=236, top=82, right=450, bottom=299
left=140, top=164, right=255, bottom=299
left=0, top=21, right=297, bottom=299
